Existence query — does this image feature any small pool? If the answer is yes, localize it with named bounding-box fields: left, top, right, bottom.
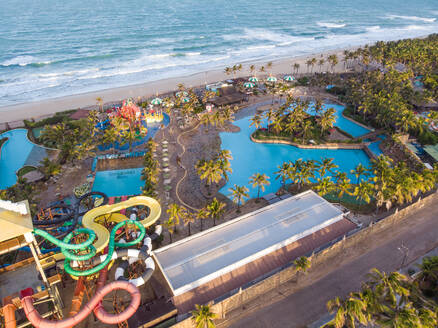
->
left=219, top=114, right=372, bottom=199
left=92, top=168, right=143, bottom=197
left=305, top=103, right=371, bottom=138
left=0, top=129, right=50, bottom=189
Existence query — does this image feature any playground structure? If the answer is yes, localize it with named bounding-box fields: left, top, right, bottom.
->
left=0, top=195, right=162, bottom=328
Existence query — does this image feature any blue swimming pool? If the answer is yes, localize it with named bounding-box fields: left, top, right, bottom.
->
left=219, top=113, right=372, bottom=199
left=92, top=168, right=143, bottom=197
left=305, top=103, right=371, bottom=138
left=0, top=129, right=50, bottom=189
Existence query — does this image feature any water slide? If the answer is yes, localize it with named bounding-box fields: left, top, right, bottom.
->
left=22, top=281, right=140, bottom=328
left=22, top=196, right=162, bottom=327
left=39, top=195, right=161, bottom=266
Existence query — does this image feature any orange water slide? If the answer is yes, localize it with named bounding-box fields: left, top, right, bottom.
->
left=21, top=281, right=140, bottom=328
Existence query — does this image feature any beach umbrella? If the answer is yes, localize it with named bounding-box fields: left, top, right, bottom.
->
left=176, top=91, right=188, bottom=97
left=248, top=76, right=258, bottom=83
left=244, top=82, right=255, bottom=88
left=181, top=97, right=190, bottom=103
left=283, top=75, right=295, bottom=82
left=266, top=76, right=277, bottom=82
left=151, top=97, right=162, bottom=105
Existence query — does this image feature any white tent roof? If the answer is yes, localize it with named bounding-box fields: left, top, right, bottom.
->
left=154, top=190, right=345, bottom=296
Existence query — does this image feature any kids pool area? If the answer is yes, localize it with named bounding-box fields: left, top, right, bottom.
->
left=92, top=168, right=144, bottom=197
left=0, top=129, right=51, bottom=189
left=219, top=104, right=375, bottom=199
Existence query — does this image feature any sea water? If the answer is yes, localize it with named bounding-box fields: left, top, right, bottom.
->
left=1, top=0, right=437, bottom=106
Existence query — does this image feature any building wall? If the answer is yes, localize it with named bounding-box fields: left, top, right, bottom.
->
left=172, top=191, right=438, bottom=328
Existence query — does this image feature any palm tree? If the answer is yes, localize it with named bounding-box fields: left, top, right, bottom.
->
left=319, top=158, right=338, bottom=178
left=315, top=177, right=336, bottom=196
left=266, top=61, right=273, bottom=74
left=224, top=67, right=232, bottom=76
left=301, top=120, right=313, bottom=143
left=353, top=181, right=374, bottom=210
left=318, top=58, right=325, bottom=72
left=293, top=63, right=300, bottom=74
left=196, top=207, right=209, bottom=231
left=319, top=107, right=336, bottom=136
left=39, top=157, right=61, bottom=179
left=196, top=160, right=223, bottom=193
left=249, top=64, right=256, bottom=76
left=294, top=256, right=311, bottom=274
left=337, top=177, right=352, bottom=199
left=275, top=162, right=291, bottom=189
left=207, top=198, right=226, bottom=226
left=351, top=163, right=368, bottom=185
left=192, top=304, right=216, bottom=328
left=96, top=96, right=103, bottom=112
left=326, top=293, right=369, bottom=328
left=328, top=54, right=339, bottom=73
left=250, top=114, right=263, bottom=129
left=229, top=184, right=249, bottom=212
left=249, top=173, right=270, bottom=202
left=183, top=210, right=195, bottom=236
left=165, top=203, right=185, bottom=242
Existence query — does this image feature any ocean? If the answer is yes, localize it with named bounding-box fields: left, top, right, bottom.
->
left=0, top=0, right=437, bottom=106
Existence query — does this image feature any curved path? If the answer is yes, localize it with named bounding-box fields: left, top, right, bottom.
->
left=175, top=122, right=201, bottom=211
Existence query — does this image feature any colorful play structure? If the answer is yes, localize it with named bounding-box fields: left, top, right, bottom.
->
left=0, top=195, right=162, bottom=328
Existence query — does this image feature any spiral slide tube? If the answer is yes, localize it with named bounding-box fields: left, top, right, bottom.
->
left=21, top=281, right=141, bottom=328
left=115, top=225, right=162, bottom=287
left=35, top=220, right=145, bottom=277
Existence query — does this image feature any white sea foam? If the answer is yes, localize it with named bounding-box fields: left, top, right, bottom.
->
left=317, top=22, right=346, bottom=28
left=1, top=55, right=48, bottom=67
left=366, top=26, right=381, bottom=32
left=223, top=28, right=309, bottom=45
left=386, top=15, right=436, bottom=23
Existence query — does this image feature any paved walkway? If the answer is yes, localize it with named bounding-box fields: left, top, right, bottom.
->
left=218, top=199, right=438, bottom=328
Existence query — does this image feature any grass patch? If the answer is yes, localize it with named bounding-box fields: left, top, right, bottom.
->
left=24, top=110, right=76, bottom=129
left=17, top=166, right=37, bottom=177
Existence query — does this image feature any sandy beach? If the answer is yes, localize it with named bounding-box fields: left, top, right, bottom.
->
left=0, top=47, right=355, bottom=124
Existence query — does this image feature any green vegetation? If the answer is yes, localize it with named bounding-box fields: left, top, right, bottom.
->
left=325, top=261, right=438, bottom=328
left=229, top=184, right=249, bottom=212
left=294, top=256, right=311, bottom=274
left=141, top=140, right=160, bottom=197
left=24, top=110, right=76, bottom=129
left=192, top=304, right=216, bottom=328
left=16, top=165, right=36, bottom=177
left=271, top=155, right=438, bottom=213
left=251, top=97, right=337, bottom=145
left=337, top=35, right=438, bottom=145
left=196, top=150, right=233, bottom=194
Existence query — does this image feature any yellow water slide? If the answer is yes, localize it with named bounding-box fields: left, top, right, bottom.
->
left=40, top=196, right=161, bottom=267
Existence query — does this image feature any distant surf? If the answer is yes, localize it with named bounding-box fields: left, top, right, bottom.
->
left=1, top=0, right=437, bottom=106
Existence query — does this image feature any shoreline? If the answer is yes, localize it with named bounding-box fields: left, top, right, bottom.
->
left=0, top=45, right=359, bottom=124
left=0, top=33, right=433, bottom=125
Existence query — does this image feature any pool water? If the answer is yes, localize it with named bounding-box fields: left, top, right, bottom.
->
left=92, top=168, right=143, bottom=197
left=305, top=103, right=371, bottom=138
left=0, top=129, right=49, bottom=189
left=219, top=111, right=372, bottom=199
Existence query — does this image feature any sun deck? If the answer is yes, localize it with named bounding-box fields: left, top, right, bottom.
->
left=154, top=190, right=350, bottom=298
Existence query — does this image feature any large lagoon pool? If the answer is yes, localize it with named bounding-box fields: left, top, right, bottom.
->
left=92, top=168, right=143, bottom=197
left=305, top=103, right=371, bottom=138
left=0, top=129, right=50, bottom=189
left=219, top=105, right=373, bottom=199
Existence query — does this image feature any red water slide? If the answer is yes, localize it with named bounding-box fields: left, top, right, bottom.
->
left=21, top=281, right=140, bottom=328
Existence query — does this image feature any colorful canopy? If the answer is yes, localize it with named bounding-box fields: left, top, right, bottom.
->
left=151, top=97, right=162, bottom=105
left=267, top=76, right=277, bottom=82
left=243, top=82, right=255, bottom=88
left=283, top=75, right=295, bottom=81
left=176, top=91, right=188, bottom=97
left=248, top=76, right=258, bottom=83
left=181, top=97, right=190, bottom=103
